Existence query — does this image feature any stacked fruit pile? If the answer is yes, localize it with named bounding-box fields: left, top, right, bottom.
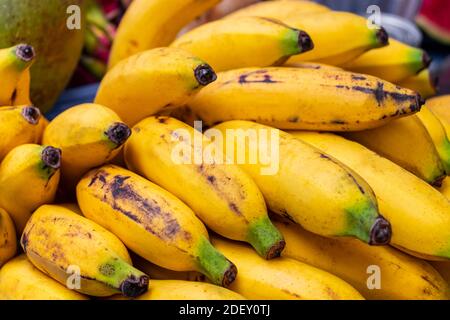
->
left=1, top=0, right=450, bottom=300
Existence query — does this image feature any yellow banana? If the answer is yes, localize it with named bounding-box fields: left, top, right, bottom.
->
left=125, top=116, right=285, bottom=259
left=0, top=105, right=42, bottom=161
left=0, top=208, right=16, bottom=267
left=293, top=131, right=450, bottom=260
left=345, top=39, right=431, bottom=82
left=343, top=115, right=446, bottom=186
left=108, top=0, right=220, bottom=68
left=0, top=255, right=87, bottom=300
left=42, top=103, right=131, bottom=190
left=111, top=280, right=245, bottom=300
left=425, top=95, right=450, bottom=134
left=96, top=47, right=217, bottom=126
left=188, top=67, right=423, bottom=131
left=0, top=44, right=35, bottom=105
left=171, top=16, right=314, bottom=72
left=0, top=144, right=61, bottom=234
left=12, top=68, right=32, bottom=105
left=77, top=165, right=237, bottom=287
left=275, top=219, right=450, bottom=300
left=213, top=121, right=391, bottom=246
left=397, top=68, right=437, bottom=99
left=226, top=0, right=330, bottom=20
left=21, top=204, right=149, bottom=297
left=416, top=104, right=450, bottom=173
left=212, top=236, right=364, bottom=300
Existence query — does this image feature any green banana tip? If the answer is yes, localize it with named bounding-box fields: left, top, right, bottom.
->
left=222, top=263, right=238, bottom=288
left=119, top=274, right=149, bottom=298
left=368, top=215, right=392, bottom=246
left=265, top=239, right=286, bottom=260
left=15, top=44, right=35, bottom=62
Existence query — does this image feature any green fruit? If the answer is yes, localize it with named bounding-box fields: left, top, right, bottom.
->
left=0, top=0, right=86, bottom=112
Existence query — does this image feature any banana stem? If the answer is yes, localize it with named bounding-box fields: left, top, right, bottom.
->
left=247, top=216, right=285, bottom=259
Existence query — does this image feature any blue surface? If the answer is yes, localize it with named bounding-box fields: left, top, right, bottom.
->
left=46, top=83, right=100, bottom=120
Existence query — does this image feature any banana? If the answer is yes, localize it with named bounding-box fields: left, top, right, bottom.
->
left=226, top=0, right=330, bottom=20
left=125, top=116, right=285, bottom=259
left=416, top=104, right=450, bottom=173
left=213, top=121, right=391, bottom=246
left=171, top=16, right=314, bottom=72
left=111, top=280, right=246, bottom=300
left=0, top=144, right=61, bottom=233
left=12, top=68, right=32, bottom=105
left=212, top=236, right=364, bottom=300
left=0, top=255, right=87, bottom=300
left=397, top=68, right=437, bottom=99
left=343, top=115, right=446, bottom=186
left=188, top=67, right=423, bottom=131
left=425, top=95, right=450, bottom=135
left=96, top=47, right=217, bottom=126
left=76, top=165, right=237, bottom=287
left=0, top=44, right=35, bottom=105
left=274, top=219, right=450, bottom=300
left=108, top=0, right=220, bottom=68
left=0, top=105, right=42, bottom=161
left=345, top=39, right=431, bottom=82
left=21, top=204, right=149, bottom=297
left=0, top=208, right=16, bottom=267
left=293, top=132, right=450, bottom=260
left=42, top=103, right=131, bottom=190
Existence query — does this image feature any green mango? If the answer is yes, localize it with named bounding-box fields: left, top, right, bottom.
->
left=0, top=0, right=86, bottom=113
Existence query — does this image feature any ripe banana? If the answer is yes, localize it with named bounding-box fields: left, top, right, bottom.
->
left=188, top=67, right=423, bottom=131
left=0, top=44, right=35, bottom=105
left=77, top=165, right=237, bottom=287
left=0, top=255, right=87, bottom=300
left=96, top=47, right=217, bottom=126
left=397, top=68, right=437, bottom=99
left=343, top=115, right=446, bottom=186
left=416, top=104, right=450, bottom=173
left=12, top=68, right=32, bottom=105
left=125, top=116, right=285, bottom=259
left=226, top=0, right=330, bottom=20
left=112, top=280, right=246, bottom=300
left=274, top=219, right=450, bottom=300
left=0, top=208, right=16, bottom=267
left=108, top=0, right=220, bottom=68
left=0, top=144, right=61, bottom=233
left=42, top=103, right=131, bottom=190
left=21, top=204, right=149, bottom=297
left=213, top=121, right=391, bottom=246
left=171, top=16, right=314, bottom=72
left=212, top=236, right=364, bottom=300
left=0, top=105, right=42, bottom=161
left=345, top=39, right=431, bottom=82
left=293, top=132, right=450, bottom=260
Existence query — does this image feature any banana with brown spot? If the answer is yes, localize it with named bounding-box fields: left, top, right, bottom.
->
left=21, top=204, right=149, bottom=297
left=0, top=144, right=61, bottom=233
left=188, top=67, right=424, bottom=131
left=77, top=165, right=237, bottom=287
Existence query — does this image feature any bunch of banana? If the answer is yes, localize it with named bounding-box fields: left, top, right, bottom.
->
left=293, top=132, right=450, bottom=260
left=21, top=204, right=149, bottom=297
left=213, top=121, right=391, bottom=246
left=96, top=47, right=217, bottom=126
left=187, top=67, right=423, bottom=131
left=226, top=0, right=330, bottom=20
left=125, top=116, right=285, bottom=259
left=0, top=255, right=87, bottom=300
left=274, top=219, right=450, bottom=300
left=109, top=0, right=220, bottom=68
left=0, top=105, right=42, bottom=161
left=0, top=44, right=35, bottom=106
left=212, top=236, right=364, bottom=300
left=344, top=116, right=446, bottom=185
left=77, top=165, right=237, bottom=287
left=0, top=144, right=61, bottom=233
left=42, top=103, right=131, bottom=192
left=397, top=68, right=437, bottom=99
left=345, top=39, right=431, bottom=83
left=0, top=208, right=16, bottom=267
left=171, top=16, right=314, bottom=72
left=111, top=280, right=246, bottom=300
left=416, top=104, right=450, bottom=173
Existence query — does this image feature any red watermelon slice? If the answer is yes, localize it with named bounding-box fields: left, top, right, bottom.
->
left=417, top=0, right=450, bottom=45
